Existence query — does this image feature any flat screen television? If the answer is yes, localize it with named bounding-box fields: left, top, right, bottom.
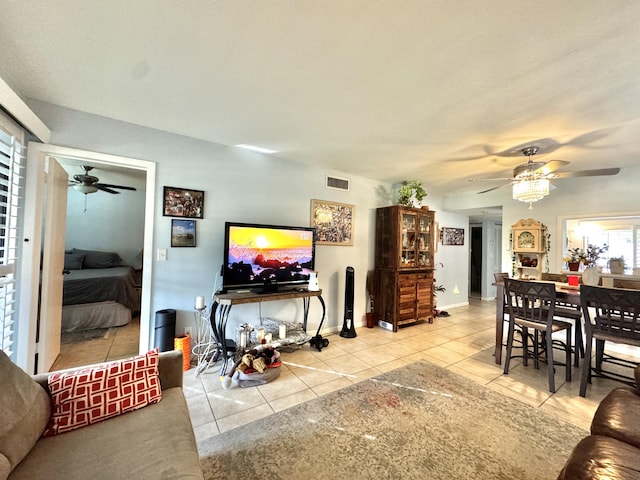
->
left=222, top=221, right=316, bottom=293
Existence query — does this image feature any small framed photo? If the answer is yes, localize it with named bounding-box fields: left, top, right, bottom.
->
left=440, top=227, right=465, bottom=246
left=311, top=199, right=354, bottom=246
left=163, top=186, right=204, bottom=219
left=171, top=219, right=196, bottom=247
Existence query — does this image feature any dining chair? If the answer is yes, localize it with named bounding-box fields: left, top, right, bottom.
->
left=579, top=284, right=640, bottom=397
left=503, top=278, right=573, bottom=393
left=540, top=273, right=584, bottom=367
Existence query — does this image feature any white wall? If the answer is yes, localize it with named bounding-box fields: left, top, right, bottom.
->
left=29, top=100, right=395, bottom=342
left=65, top=168, right=146, bottom=267
left=423, top=199, right=470, bottom=310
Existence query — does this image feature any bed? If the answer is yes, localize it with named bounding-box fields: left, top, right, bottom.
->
left=61, top=249, right=140, bottom=332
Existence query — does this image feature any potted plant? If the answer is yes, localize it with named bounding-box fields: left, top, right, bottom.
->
left=397, top=180, right=427, bottom=208
left=563, top=248, right=585, bottom=272
left=582, top=243, right=608, bottom=286
left=609, top=256, right=626, bottom=274
left=584, top=243, right=608, bottom=267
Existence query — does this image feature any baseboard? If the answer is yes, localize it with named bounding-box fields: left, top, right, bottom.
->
left=438, top=301, right=469, bottom=310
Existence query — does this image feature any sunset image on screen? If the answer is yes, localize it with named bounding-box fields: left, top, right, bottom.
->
left=226, top=225, right=314, bottom=286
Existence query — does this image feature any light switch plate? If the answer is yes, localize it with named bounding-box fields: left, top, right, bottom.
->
left=157, top=249, right=167, bottom=261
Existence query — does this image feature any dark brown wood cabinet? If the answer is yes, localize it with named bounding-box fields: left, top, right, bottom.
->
left=374, top=206, right=435, bottom=331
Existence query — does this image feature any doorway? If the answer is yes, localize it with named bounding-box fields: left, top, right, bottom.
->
left=20, top=143, right=156, bottom=374
left=469, top=225, right=483, bottom=298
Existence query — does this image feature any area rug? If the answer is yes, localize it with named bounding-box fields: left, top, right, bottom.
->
left=61, top=327, right=112, bottom=344
left=198, top=360, right=587, bottom=480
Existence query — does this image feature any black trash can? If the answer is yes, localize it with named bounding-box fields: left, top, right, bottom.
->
left=154, top=309, right=176, bottom=352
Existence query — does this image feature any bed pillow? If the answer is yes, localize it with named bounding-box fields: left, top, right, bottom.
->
left=72, top=248, right=125, bottom=268
left=64, top=252, right=85, bottom=270
left=44, top=349, right=162, bottom=436
left=0, top=350, right=52, bottom=478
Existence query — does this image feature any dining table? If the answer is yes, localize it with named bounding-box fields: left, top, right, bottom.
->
left=493, top=280, right=580, bottom=365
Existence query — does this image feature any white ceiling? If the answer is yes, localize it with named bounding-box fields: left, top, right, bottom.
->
left=1, top=1, right=639, bottom=198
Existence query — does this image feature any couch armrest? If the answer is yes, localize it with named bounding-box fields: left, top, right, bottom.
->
left=31, top=350, right=184, bottom=394
left=157, top=350, right=184, bottom=389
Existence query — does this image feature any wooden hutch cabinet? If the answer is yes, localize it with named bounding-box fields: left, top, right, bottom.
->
left=511, top=218, right=546, bottom=280
left=374, top=205, right=435, bottom=332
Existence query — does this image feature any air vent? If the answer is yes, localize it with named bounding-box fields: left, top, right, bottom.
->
left=326, top=175, right=350, bottom=191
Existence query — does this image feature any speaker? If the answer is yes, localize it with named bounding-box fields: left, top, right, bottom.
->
left=340, top=266, right=357, bottom=338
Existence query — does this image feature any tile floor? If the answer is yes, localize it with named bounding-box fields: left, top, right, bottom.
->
left=52, top=299, right=636, bottom=449
left=184, top=298, right=633, bottom=447
left=51, top=316, right=140, bottom=371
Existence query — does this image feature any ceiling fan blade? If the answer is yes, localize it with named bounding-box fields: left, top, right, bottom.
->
left=96, top=185, right=120, bottom=194
left=532, top=160, right=570, bottom=175
left=477, top=184, right=508, bottom=194
left=96, top=183, right=137, bottom=191
left=554, top=167, right=621, bottom=178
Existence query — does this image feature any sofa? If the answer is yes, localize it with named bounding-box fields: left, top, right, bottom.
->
left=557, top=366, right=640, bottom=479
left=1, top=349, right=203, bottom=480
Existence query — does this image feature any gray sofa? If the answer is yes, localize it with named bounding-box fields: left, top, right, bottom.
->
left=1, top=350, right=203, bottom=480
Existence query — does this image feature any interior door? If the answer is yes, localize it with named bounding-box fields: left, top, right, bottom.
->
left=37, top=158, right=68, bottom=372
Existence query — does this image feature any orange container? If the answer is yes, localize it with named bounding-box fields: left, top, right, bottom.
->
left=174, top=334, right=191, bottom=371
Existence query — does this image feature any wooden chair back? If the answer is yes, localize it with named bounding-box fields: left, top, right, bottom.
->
left=580, top=285, right=640, bottom=345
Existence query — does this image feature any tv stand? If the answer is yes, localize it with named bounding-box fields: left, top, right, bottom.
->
left=210, top=289, right=326, bottom=376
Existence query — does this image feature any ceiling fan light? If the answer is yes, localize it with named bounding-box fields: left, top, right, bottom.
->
left=73, top=184, right=98, bottom=194
left=512, top=178, right=549, bottom=204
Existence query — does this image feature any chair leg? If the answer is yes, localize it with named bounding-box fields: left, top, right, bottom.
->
left=503, top=320, right=516, bottom=374
left=546, top=329, right=556, bottom=393
left=522, top=326, right=529, bottom=367
left=595, top=339, right=605, bottom=371
left=532, top=329, right=539, bottom=369
left=573, top=321, right=582, bottom=367
left=566, top=327, right=572, bottom=382
left=580, top=334, right=593, bottom=397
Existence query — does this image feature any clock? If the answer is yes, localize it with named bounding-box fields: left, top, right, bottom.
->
left=511, top=218, right=544, bottom=253
left=517, top=231, right=535, bottom=249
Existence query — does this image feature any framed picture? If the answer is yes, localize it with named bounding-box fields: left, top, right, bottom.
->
left=311, top=199, right=354, bottom=246
left=440, top=227, right=465, bottom=246
left=163, top=186, right=204, bottom=219
left=171, top=219, right=196, bottom=247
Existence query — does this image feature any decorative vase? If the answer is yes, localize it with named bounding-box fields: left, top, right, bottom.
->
left=609, top=259, right=625, bottom=274
left=582, top=266, right=600, bottom=286
left=568, top=262, right=580, bottom=272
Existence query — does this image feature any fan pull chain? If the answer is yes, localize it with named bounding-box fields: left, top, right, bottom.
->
left=83, top=194, right=88, bottom=213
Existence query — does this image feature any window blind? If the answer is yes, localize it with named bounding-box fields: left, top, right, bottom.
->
left=0, top=125, right=25, bottom=359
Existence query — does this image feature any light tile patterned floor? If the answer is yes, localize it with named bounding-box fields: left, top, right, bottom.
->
left=51, top=316, right=140, bottom=371
left=185, top=299, right=633, bottom=446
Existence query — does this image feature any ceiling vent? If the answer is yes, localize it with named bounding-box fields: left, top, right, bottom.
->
left=326, top=175, right=350, bottom=191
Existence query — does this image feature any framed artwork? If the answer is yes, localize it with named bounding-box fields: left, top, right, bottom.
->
left=163, top=186, right=204, bottom=219
left=440, top=227, right=465, bottom=246
left=311, top=199, right=354, bottom=246
left=171, top=219, right=196, bottom=247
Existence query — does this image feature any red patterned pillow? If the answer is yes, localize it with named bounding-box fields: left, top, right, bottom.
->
left=44, top=349, right=162, bottom=436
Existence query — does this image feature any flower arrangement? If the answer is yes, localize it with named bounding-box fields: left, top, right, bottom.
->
left=563, top=247, right=586, bottom=264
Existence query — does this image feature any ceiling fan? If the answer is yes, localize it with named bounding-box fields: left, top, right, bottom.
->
left=477, top=146, right=621, bottom=195
left=69, top=166, right=137, bottom=195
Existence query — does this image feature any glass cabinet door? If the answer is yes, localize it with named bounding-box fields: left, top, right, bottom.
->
left=417, top=213, right=433, bottom=267
left=400, top=211, right=417, bottom=267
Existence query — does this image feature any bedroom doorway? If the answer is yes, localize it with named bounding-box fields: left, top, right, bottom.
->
left=21, top=143, right=156, bottom=374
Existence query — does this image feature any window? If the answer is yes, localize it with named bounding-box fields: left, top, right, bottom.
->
left=564, top=217, right=640, bottom=273
left=0, top=118, right=26, bottom=360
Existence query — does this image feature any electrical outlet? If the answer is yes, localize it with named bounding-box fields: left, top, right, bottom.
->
left=184, top=327, right=192, bottom=337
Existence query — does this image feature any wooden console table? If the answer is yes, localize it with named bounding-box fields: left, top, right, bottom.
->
left=210, top=289, right=326, bottom=375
